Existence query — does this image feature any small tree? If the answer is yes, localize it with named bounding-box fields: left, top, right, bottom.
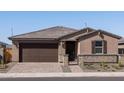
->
left=4, top=49, right=12, bottom=63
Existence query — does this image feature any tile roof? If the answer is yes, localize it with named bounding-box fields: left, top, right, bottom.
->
left=9, top=26, right=122, bottom=41
left=77, top=30, right=121, bottom=40
left=60, top=27, right=121, bottom=41
left=119, top=38, right=124, bottom=44
left=60, top=27, right=95, bottom=41
left=9, top=26, right=78, bottom=40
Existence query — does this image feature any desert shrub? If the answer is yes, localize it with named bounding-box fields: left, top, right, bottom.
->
left=118, top=61, right=124, bottom=67
left=100, top=62, right=109, bottom=70
left=4, top=49, right=12, bottom=63
left=97, top=70, right=101, bottom=72
left=112, top=64, right=120, bottom=69
left=112, top=70, right=116, bottom=72
left=100, top=62, right=105, bottom=68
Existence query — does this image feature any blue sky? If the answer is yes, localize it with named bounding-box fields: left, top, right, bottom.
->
left=0, top=11, right=124, bottom=44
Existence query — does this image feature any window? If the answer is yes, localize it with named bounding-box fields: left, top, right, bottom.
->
left=94, top=41, right=103, bottom=54
left=92, top=40, right=107, bottom=54
left=118, top=48, right=124, bottom=54
left=95, top=41, right=103, bottom=46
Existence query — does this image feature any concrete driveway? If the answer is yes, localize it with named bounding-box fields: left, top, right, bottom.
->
left=8, top=62, right=63, bottom=73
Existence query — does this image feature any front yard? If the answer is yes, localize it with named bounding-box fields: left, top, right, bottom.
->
left=0, top=62, right=17, bottom=73
left=79, top=62, right=124, bottom=72
left=1, top=62, right=124, bottom=73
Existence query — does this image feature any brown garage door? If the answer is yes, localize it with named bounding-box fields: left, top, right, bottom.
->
left=19, top=43, right=58, bottom=62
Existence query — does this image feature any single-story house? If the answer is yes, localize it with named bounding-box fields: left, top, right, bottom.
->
left=9, top=26, right=122, bottom=63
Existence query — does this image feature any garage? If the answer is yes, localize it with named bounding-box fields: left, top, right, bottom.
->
left=19, top=43, right=58, bottom=62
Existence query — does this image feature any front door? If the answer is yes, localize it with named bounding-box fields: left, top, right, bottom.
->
left=66, top=41, right=76, bottom=61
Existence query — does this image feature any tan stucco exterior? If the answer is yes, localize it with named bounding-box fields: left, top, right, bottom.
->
left=78, top=33, right=119, bottom=55
left=11, top=32, right=120, bottom=62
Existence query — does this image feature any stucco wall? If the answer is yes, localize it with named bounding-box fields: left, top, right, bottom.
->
left=12, top=42, right=19, bottom=62
left=78, top=33, right=118, bottom=55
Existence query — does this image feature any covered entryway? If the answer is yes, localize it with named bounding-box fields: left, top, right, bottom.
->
left=65, top=41, right=77, bottom=61
left=19, top=43, right=58, bottom=62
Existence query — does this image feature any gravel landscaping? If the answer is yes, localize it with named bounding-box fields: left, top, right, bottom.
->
left=79, top=63, right=124, bottom=72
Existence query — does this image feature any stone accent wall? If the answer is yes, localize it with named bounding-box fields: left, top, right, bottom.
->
left=78, top=55, right=118, bottom=63
left=119, top=55, right=124, bottom=64
left=78, top=55, right=84, bottom=65
left=12, top=42, right=19, bottom=62
left=58, top=41, right=66, bottom=63
left=63, top=54, right=68, bottom=66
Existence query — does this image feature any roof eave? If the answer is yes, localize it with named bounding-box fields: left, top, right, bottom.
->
left=98, top=30, right=122, bottom=39
left=76, top=30, right=122, bottom=40
left=9, top=38, right=58, bottom=41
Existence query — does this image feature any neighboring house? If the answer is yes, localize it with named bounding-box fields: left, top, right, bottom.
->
left=118, top=38, right=124, bottom=54
left=0, top=41, right=8, bottom=62
left=9, top=26, right=121, bottom=63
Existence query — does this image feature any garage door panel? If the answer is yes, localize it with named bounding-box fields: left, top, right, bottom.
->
left=20, top=43, right=58, bottom=62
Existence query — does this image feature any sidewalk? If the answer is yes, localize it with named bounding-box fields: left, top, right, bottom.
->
left=1, top=72, right=124, bottom=78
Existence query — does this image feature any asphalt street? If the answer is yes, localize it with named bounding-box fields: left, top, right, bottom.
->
left=0, top=77, right=124, bottom=81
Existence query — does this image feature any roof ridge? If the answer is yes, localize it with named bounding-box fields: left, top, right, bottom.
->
left=76, top=29, right=121, bottom=40
left=80, top=27, right=96, bottom=31
left=97, top=29, right=122, bottom=39
left=75, top=30, right=96, bottom=39
left=58, top=27, right=96, bottom=40
left=9, top=26, right=60, bottom=39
